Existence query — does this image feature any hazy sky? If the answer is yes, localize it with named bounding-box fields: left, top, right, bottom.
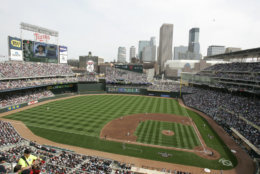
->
left=0, top=0, right=259, bottom=62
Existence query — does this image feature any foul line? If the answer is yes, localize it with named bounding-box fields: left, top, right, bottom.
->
left=180, top=105, right=206, bottom=152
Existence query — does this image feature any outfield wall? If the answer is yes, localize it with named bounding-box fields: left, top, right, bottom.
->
left=0, top=94, right=74, bottom=114
left=77, top=82, right=105, bottom=94
left=0, top=83, right=77, bottom=113
left=106, top=86, right=187, bottom=98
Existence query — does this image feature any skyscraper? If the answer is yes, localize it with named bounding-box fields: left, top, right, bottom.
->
left=129, top=46, right=136, bottom=61
left=142, top=45, right=156, bottom=62
left=138, top=37, right=156, bottom=62
left=117, top=47, right=126, bottom=63
left=150, top=37, right=156, bottom=46
left=138, top=41, right=150, bottom=61
left=188, top=28, right=200, bottom=54
left=158, top=23, right=173, bottom=73
left=174, top=46, right=188, bottom=60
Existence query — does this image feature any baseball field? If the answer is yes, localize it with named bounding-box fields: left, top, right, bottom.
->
left=4, top=95, right=237, bottom=170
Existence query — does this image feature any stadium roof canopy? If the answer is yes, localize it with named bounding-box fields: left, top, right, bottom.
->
left=204, top=47, right=260, bottom=60
left=20, top=22, right=59, bottom=37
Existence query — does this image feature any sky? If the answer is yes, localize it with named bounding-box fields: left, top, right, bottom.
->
left=0, top=0, right=260, bottom=62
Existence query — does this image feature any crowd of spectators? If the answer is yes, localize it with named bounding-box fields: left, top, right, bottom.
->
left=148, top=80, right=180, bottom=92
left=183, top=87, right=260, bottom=149
left=106, top=84, right=148, bottom=89
left=0, top=119, right=193, bottom=174
left=0, top=89, right=54, bottom=108
left=0, top=77, right=77, bottom=91
left=147, top=80, right=193, bottom=93
left=77, top=75, right=99, bottom=82
left=106, top=67, right=149, bottom=85
left=0, top=61, right=74, bottom=79
left=77, top=157, right=112, bottom=173
left=198, top=62, right=260, bottom=81
left=0, top=121, right=24, bottom=148
left=0, top=120, right=132, bottom=173
left=203, top=62, right=260, bottom=72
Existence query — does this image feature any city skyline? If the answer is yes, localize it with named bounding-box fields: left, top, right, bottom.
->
left=0, top=0, right=260, bottom=62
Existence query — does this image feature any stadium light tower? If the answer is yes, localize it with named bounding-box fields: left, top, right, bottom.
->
left=20, top=22, right=59, bottom=44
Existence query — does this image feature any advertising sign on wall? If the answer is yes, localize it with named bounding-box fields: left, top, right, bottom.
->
left=10, top=50, right=23, bottom=60
left=7, top=105, right=20, bottom=111
left=9, top=36, right=22, bottom=50
left=8, top=36, right=23, bottom=60
left=107, top=87, right=140, bottom=93
left=28, top=101, right=38, bottom=105
left=59, top=46, right=68, bottom=63
left=115, top=64, right=143, bottom=73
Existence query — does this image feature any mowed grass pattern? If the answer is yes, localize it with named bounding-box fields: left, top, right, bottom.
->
left=4, top=95, right=238, bottom=169
left=5, top=95, right=189, bottom=137
left=135, top=120, right=201, bottom=149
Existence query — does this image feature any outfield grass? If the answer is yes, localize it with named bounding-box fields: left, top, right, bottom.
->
left=4, top=95, right=237, bottom=169
left=135, top=120, right=201, bottom=149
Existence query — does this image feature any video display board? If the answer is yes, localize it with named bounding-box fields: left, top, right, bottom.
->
left=23, top=40, right=58, bottom=63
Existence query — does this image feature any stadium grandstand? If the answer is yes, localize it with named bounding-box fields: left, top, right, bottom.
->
left=0, top=43, right=259, bottom=173
left=105, top=67, right=149, bottom=85
left=0, top=56, right=259, bottom=173
left=0, top=119, right=193, bottom=173
left=181, top=49, right=260, bottom=161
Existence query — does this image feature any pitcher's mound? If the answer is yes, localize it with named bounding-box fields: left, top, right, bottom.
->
left=162, top=130, right=174, bottom=136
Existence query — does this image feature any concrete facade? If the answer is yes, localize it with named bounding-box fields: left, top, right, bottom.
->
left=129, top=46, right=136, bottom=61
left=142, top=45, right=156, bottom=62
left=207, top=45, right=225, bottom=56
left=225, top=47, right=241, bottom=53
left=174, top=46, right=188, bottom=60
left=138, top=41, right=150, bottom=61
left=158, top=24, right=173, bottom=73
left=117, top=47, right=126, bottom=63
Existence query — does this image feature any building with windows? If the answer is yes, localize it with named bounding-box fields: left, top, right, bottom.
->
left=158, top=23, right=173, bottom=73
left=129, top=46, right=136, bottom=61
left=138, top=41, right=150, bottom=61
left=142, top=45, right=156, bottom=62
left=174, top=46, right=188, bottom=60
left=138, top=37, right=156, bottom=62
left=188, top=28, right=200, bottom=54
left=207, top=45, right=225, bottom=56
left=225, top=47, right=241, bottom=53
left=117, top=47, right=126, bottom=63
